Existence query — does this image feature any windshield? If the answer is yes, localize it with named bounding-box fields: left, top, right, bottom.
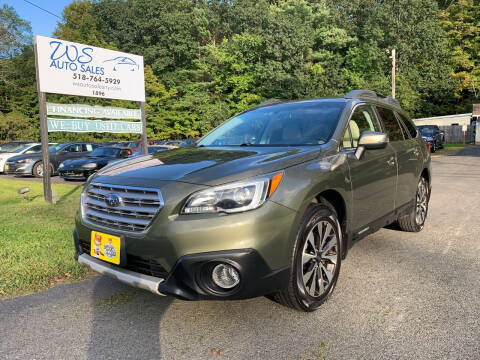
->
left=90, top=147, right=120, bottom=157
left=49, top=143, right=66, bottom=152
left=13, top=145, right=34, bottom=153
left=198, top=101, right=345, bottom=147
left=418, top=126, right=434, bottom=134
left=0, top=143, right=27, bottom=152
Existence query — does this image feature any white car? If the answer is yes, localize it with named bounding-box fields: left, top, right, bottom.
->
left=0, top=143, right=44, bottom=173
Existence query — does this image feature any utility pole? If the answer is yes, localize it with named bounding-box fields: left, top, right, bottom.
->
left=390, top=49, right=396, bottom=99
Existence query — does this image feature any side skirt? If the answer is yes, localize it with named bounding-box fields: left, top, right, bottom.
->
left=351, top=200, right=414, bottom=243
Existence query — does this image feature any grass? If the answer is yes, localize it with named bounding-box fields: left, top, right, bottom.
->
left=443, top=142, right=468, bottom=149
left=0, top=178, right=91, bottom=298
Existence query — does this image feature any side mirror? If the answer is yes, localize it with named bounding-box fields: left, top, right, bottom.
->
left=355, top=132, right=388, bottom=160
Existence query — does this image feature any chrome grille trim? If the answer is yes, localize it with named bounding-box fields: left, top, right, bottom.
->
left=82, top=182, right=164, bottom=234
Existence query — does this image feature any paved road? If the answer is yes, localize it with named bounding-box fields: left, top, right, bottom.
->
left=1, top=147, right=480, bottom=360
left=0, top=173, right=84, bottom=185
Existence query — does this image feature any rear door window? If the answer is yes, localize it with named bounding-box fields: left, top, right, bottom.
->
left=396, top=113, right=417, bottom=138
left=376, top=107, right=404, bottom=142
left=84, top=144, right=94, bottom=152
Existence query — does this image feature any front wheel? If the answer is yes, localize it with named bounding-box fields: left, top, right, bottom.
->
left=33, top=161, right=54, bottom=178
left=273, top=203, right=342, bottom=311
left=398, top=177, right=429, bottom=232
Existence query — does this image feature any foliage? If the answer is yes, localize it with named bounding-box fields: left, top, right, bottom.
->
left=0, top=4, right=31, bottom=59
left=0, top=0, right=478, bottom=142
left=440, top=0, right=480, bottom=100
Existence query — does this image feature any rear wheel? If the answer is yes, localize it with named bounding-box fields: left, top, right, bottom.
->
left=273, top=203, right=342, bottom=311
left=398, top=177, right=429, bottom=232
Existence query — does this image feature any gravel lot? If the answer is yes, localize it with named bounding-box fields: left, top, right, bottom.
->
left=1, top=147, right=479, bottom=360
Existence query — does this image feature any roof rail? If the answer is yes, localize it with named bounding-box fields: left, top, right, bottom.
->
left=254, top=98, right=287, bottom=109
left=345, top=89, right=401, bottom=108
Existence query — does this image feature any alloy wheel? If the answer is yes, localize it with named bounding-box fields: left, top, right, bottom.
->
left=301, top=220, right=338, bottom=297
left=415, top=179, right=428, bottom=225
left=36, top=164, right=44, bottom=177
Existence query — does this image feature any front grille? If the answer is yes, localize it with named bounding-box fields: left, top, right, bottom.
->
left=83, top=183, right=163, bottom=233
left=78, top=240, right=167, bottom=279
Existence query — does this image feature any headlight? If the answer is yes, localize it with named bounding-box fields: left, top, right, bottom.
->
left=81, top=163, right=97, bottom=169
left=58, top=162, right=65, bottom=169
left=17, top=158, right=33, bottom=163
left=182, top=172, right=283, bottom=214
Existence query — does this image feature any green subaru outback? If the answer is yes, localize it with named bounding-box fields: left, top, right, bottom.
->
left=74, top=90, right=431, bottom=311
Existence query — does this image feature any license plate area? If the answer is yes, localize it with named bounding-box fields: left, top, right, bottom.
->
left=90, top=230, right=122, bottom=265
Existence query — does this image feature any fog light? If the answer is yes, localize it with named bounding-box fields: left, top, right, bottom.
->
left=211, top=263, right=240, bottom=289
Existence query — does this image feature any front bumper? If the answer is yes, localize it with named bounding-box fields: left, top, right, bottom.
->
left=4, top=162, right=34, bottom=175
left=74, top=196, right=297, bottom=300
left=78, top=253, right=166, bottom=295
left=59, top=169, right=91, bottom=180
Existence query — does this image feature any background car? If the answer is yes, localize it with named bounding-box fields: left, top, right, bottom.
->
left=114, top=141, right=140, bottom=152
left=0, top=143, right=56, bottom=173
left=129, top=145, right=171, bottom=157
left=179, top=138, right=198, bottom=147
left=417, top=125, right=444, bottom=152
left=5, top=142, right=98, bottom=177
left=0, top=141, right=37, bottom=152
left=59, top=147, right=131, bottom=180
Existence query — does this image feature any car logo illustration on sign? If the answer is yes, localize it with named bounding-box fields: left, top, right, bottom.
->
left=103, top=57, right=139, bottom=72
left=105, top=193, right=122, bottom=208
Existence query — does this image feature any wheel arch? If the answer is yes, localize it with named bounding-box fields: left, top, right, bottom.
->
left=421, top=167, right=430, bottom=184
left=312, top=189, right=349, bottom=259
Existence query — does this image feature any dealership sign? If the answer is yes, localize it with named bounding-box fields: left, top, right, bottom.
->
left=35, top=35, right=145, bottom=101
left=47, top=118, right=142, bottom=133
left=47, top=103, right=141, bottom=120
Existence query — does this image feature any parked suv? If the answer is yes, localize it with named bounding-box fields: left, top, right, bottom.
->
left=74, top=90, right=431, bottom=311
left=417, top=125, right=444, bottom=152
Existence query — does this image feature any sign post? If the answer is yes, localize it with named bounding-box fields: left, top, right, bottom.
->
left=139, top=101, right=148, bottom=155
left=34, top=35, right=146, bottom=202
left=34, top=40, right=52, bottom=202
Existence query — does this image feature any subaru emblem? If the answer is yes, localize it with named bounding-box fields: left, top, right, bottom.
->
left=105, top=193, right=122, bottom=207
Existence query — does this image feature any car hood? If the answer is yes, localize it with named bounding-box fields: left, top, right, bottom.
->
left=62, top=156, right=115, bottom=167
left=93, top=145, right=326, bottom=187
left=6, top=153, right=42, bottom=162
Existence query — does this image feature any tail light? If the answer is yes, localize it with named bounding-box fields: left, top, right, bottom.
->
left=425, top=142, right=431, bottom=152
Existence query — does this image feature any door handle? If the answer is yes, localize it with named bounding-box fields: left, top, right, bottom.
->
left=387, top=157, right=395, bottom=167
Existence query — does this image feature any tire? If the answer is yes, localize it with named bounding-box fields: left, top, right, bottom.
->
left=33, top=161, right=54, bottom=178
left=398, top=177, right=429, bottom=232
left=273, top=203, right=342, bottom=311
left=431, top=143, right=436, bottom=153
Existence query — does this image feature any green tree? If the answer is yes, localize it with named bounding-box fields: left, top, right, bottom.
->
left=440, top=0, right=480, bottom=99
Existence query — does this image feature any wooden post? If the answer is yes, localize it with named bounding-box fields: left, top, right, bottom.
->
left=34, top=37, right=52, bottom=203
left=391, top=49, right=396, bottom=99
left=139, top=101, right=148, bottom=154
